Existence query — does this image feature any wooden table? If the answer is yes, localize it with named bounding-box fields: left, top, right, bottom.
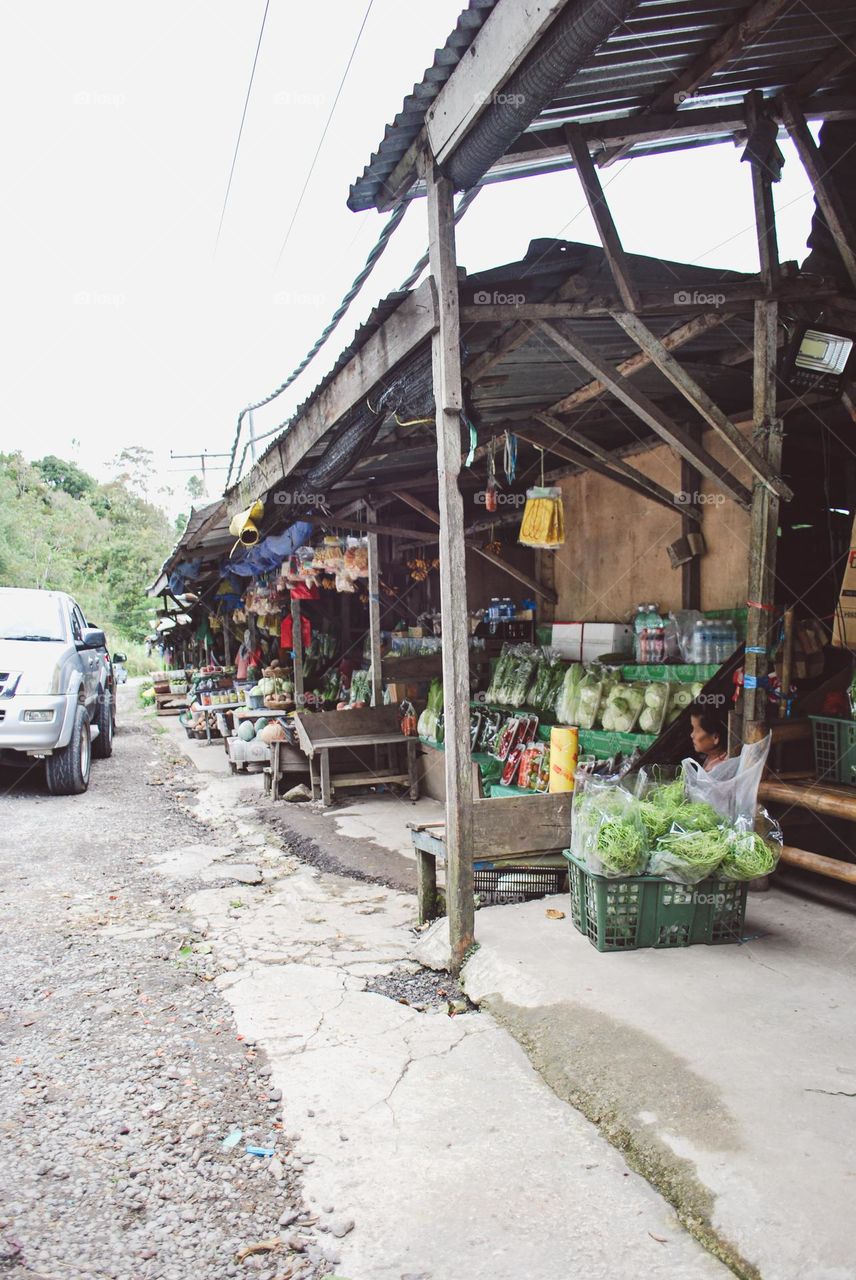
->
left=292, top=706, right=419, bottom=807
left=409, top=791, right=572, bottom=924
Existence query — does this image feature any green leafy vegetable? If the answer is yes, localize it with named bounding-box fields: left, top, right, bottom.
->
left=720, top=829, right=779, bottom=880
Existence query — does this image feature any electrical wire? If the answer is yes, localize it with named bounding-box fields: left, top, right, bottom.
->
left=275, top=0, right=375, bottom=267
left=214, top=0, right=272, bottom=254
left=226, top=196, right=410, bottom=488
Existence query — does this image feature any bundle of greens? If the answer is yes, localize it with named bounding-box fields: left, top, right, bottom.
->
left=575, top=673, right=604, bottom=730
left=416, top=678, right=445, bottom=741
left=555, top=663, right=583, bottom=724
left=719, top=813, right=782, bottom=880
left=571, top=783, right=647, bottom=876
left=529, top=652, right=566, bottom=713
left=485, top=644, right=539, bottom=707
left=648, top=824, right=731, bottom=884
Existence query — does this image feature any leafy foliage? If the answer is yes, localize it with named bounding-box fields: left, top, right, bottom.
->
left=0, top=452, right=174, bottom=643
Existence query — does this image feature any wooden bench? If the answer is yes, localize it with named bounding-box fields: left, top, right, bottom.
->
left=410, top=790, right=572, bottom=924
left=292, top=706, right=419, bottom=807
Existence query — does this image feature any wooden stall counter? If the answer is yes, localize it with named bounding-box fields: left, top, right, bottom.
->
left=291, top=706, right=419, bottom=807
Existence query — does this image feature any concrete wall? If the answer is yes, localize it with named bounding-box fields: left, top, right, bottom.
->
left=550, top=427, right=753, bottom=622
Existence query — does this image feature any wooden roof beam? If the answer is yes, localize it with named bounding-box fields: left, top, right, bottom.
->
left=549, top=311, right=731, bottom=413
left=597, top=0, right=792, bottom=168
left=539, top=320, right=753, bottom=508
left=564, top=124, right=639, bottom=311
left=780, top=88, right=856, bottom=291
left=611, top=308, right=792, bottom=499
left=794, top=35, right=856, bottom=98
left=397, top=489, right=557, bottom=604
left=526, top=416, right=697, bottom=520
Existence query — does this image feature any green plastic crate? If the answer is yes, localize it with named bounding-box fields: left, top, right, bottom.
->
left=562, top=851, right=747, bottom=952
left=810, top=716, right=856, bottom=787
left=577, top=728, right=657, bottom=759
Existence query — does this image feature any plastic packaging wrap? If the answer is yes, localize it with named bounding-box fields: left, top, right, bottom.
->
left=683, top=734, right=771, bottom=822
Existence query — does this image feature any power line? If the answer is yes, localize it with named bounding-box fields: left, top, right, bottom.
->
left=214, top=0, right=272, bottom=254
left=224, top=184, right=483, bottom=490
left=226, top=195, right=409, bottom=488
left=274, top=0, right=375, bottom=267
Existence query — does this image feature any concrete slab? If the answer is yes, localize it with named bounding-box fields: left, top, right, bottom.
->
left=460, top=889, right=856, bottom=1280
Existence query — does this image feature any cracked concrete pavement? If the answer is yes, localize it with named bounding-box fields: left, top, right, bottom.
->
left=161, top=717, right=729, bottom=1280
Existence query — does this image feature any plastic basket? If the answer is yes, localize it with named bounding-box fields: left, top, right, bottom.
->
left=473, top=865, right=566, bottom=907
left=562, top=851, right=747, bottom=952
left=810, top=716, right=856, bottom=787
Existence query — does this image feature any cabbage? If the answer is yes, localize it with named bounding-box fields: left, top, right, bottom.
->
left=644, top=683, right=669, bottom=709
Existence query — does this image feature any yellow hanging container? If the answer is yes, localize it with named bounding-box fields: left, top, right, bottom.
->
left=549, top=725, right=578, bottom=793
left=229, top=500, right=265, bottom=548
left=518, top=486, right=565, bottom=548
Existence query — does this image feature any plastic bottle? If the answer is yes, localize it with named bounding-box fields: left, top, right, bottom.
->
left=691, top=619, right=706, bottom=665
left=633, top=605, right=648, bottom=662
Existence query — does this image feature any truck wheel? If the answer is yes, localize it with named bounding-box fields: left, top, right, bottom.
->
left=46, top=704, right=91, bottom=795
left=91, top=688, right=114, bottom=759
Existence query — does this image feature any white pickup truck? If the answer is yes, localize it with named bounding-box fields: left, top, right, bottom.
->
left=0, top=587, right=118, bottom=794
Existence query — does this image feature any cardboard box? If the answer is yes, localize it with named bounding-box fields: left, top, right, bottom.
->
left=832, top=514, right=856, bottom=648
left=551, top=622, right=634, bottom=663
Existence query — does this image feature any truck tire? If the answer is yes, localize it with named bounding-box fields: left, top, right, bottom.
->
left=46, top=703, right=91, bottom=795
left=91, top=688, right=114, bottom=759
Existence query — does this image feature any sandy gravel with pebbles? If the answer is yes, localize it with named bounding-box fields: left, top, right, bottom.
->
left=0, top=697, right=325, bottom=1280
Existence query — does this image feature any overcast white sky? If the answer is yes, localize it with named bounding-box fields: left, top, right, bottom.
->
left=0, top=0, right=819, bottom=513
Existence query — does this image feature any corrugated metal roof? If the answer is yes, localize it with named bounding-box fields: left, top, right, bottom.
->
left=348, top=0, right=856, bottom=210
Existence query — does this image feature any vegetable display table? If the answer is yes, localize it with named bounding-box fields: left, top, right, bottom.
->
left=292, top=706, right=418, bottom=807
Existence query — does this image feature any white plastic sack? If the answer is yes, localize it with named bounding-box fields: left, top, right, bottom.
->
left=682, top=734, right=771, bottom=823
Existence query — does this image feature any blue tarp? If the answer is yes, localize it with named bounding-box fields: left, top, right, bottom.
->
left=223, top=521, right=313, bottom=580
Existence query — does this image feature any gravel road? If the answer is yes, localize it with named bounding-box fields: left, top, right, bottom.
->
left=0, top=697, right=322, bottom=1280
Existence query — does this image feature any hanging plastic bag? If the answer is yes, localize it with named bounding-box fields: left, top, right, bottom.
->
left=683, top=734, right=771, bottom=823
left=518, top=487, right=565, bottom=548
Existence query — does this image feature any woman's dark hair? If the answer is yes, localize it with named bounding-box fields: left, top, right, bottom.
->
left=689, top=700, right=728, bottom=745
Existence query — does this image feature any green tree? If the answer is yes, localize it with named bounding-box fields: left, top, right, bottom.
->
left=35, top=454, right=95, bottom=500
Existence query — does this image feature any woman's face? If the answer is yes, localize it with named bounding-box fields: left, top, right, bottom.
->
left=690, top=714, right=721, bottom=757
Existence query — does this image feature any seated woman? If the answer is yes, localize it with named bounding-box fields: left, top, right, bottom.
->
left=689, top=701, right=728, bottom=772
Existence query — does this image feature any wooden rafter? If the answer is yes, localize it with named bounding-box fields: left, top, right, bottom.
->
left=549, top=311, right=730, bottom=414
left=564, top=125, right=639, bottom=311
left=532, top=413, right=698, bottom=521
left=780, top=88, right=856, bottom=291
left=539, top=320, right=754, bottom=508
left=611, top=308, right=792, bottom=499
left=397, top=489, right=557, bottom=604
left=794, top=35, right=856, bottom=97
left=597, top=0, right=792, bottom=168
left=459, top=274, right=838, bottom=322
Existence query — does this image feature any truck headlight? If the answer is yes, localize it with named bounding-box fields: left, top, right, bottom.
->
left=22, top=710, right=55, bottom=723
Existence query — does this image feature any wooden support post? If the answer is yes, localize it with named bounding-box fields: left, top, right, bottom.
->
left=366, top=506, right=383, bottom=707
left=564, top=125, right=639, bottom=311
left=681, top=444, right=702, bottom=611
left=780, top=89, right=856, bottom=290
left=779, top=606, right=795, bottom=720
left=291, top=597, right=304, bottom=711
left=743, top=88, right=782, bottom=739
left=425, top=160, right=474, bottom=973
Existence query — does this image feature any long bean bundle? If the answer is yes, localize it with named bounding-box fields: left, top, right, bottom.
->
left=719, top=829, right=779, bottom=880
